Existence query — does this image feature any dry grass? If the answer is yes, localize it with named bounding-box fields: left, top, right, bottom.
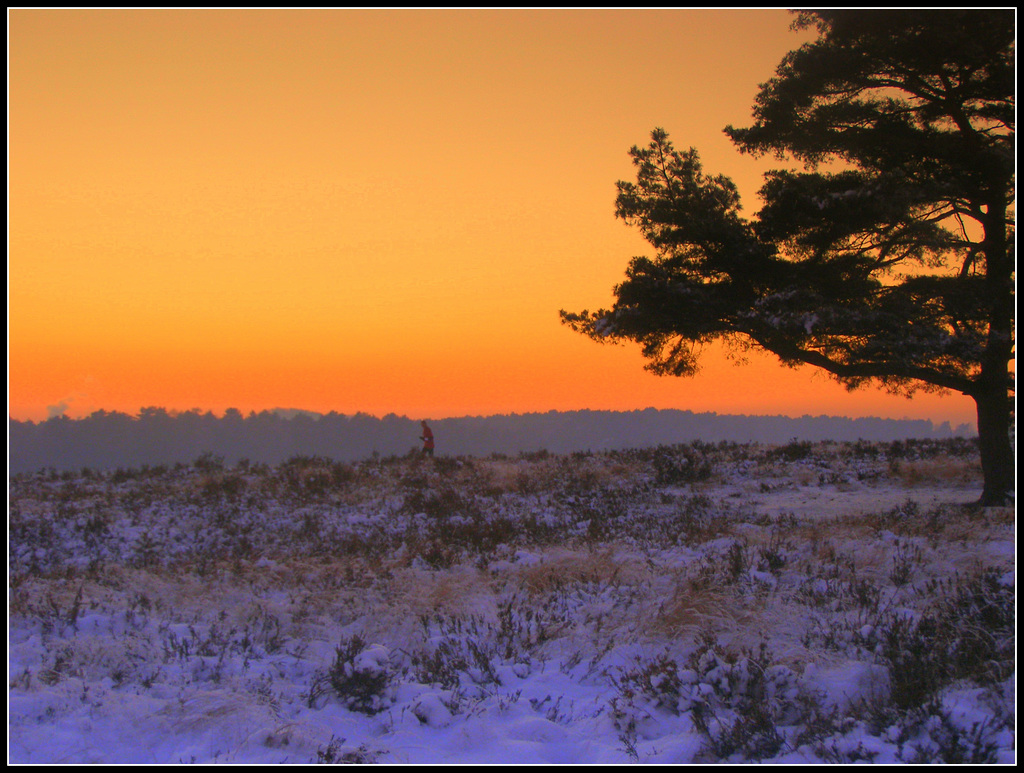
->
left=649, top=584, right=743, bottom=639
left=392, top=566, right=496, bottom=619
left=890, top=456, right=982, bottom=487
left=505, top=546, right=642, bottom=596
left=9, top=438, right=1014, bottom=764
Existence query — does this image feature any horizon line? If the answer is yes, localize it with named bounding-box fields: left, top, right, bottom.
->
left=9, top=404, right=974, bottom=429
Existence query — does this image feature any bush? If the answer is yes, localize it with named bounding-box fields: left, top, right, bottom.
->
left=880, top=569, right=1014, bottom=711
left=611, top=637, right=822, bottom=762
left=308, top=636, right=392, bottom=715
left=652, top=445, right=714, bottom=485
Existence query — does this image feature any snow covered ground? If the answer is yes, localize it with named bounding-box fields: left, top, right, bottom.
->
left=8, top=439, right=1015, bottom=763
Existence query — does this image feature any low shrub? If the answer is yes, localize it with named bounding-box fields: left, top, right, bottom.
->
left=308, top=636, right=393, bottom=715
left=652, top=444, right=714, bottom=485
left=880, top=569, right=1014, bottom=712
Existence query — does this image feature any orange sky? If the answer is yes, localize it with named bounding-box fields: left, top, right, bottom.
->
left=9, top=8, right=979, bottom=427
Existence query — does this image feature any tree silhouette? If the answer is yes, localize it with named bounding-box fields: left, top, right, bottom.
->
left=562, top=10, right=1014, bottom=504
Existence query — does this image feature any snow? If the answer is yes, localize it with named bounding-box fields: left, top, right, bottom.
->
left=8, top=440, right=1015, bottom=763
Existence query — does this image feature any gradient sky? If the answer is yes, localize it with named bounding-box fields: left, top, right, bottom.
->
left=9, top=8, right=979, bottom=427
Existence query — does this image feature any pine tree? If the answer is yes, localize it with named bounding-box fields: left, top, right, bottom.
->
left=562, top=10, right=1014, bottom=504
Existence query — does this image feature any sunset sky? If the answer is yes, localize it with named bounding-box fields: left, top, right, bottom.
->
left=9, top=8, right=980, bottom=427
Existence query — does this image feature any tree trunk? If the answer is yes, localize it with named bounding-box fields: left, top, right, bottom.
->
left=973, top=189, right=1015, bottom=507
left=974, top=387, right=1015, bottom=506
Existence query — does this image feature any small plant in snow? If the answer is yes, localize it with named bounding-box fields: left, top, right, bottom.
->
left=684, top=637, right=817, bottom=761
left=756, top=530, right=789, bottom=575
left=308, top=636, right=393, bottom=715
left=893, top=700, right=1006, bottom=764
left=888, top=539, right=924, bottom=587
left=313, top=735, right=380, bottom=764
left=612, top=651, right=685, bottom=715
left=878, top=568, right=1014, bottom=712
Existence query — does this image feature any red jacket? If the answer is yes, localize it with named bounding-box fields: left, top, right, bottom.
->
left=421, top=426, right=434, bottom=450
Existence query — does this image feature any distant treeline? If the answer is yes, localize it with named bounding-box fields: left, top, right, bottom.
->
left=8, top=407, right=974, bottom=474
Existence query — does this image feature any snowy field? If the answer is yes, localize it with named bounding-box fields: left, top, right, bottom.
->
left=8, top=438, right=1015, bottom=764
